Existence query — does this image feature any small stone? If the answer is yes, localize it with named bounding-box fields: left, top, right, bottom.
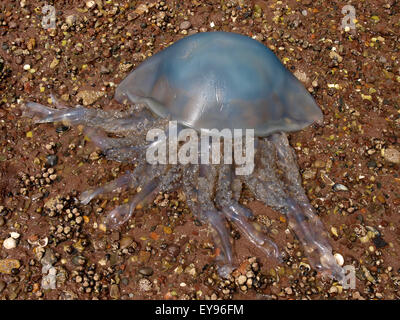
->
left=76, top=90, right=105, bottom=106
left=120, top=236, right=133, bottom=249
left=15, top=56, right=23, bottom=65
left=285, top=287, right=293, bottom=295
left=10, top=232, right=20, bottom=239
left=86, top=0, right=96, bottom=9
left=3, top=237, right=17, bottom=249
left=0, top=280, right=5, bottom=293
left=7, top=283, right=20, bottom=300
left=138, top=266, right=154, bottom=276
left=9, top=21, right=17, bottom=29
left=293, top=70, right=310, bottom=84
left=65, top=14, right=77, bottom=26
left=180, top=21, right=191, bottom=30
left=0, top=217, right=5, bottom=227
left=329, top=51, right=343, bottom=63
left=111, top=231, right=120, bottom=242
left=373, top=236, right=387, bottom=248
left=334, top=253, right=344, bottom=266
left=166, top=244, right=180, bottom=257
left=0, top=259, right=20, bottom=274
left=383, top=148, right=400, bottom=164
left=237, top=275, right=247, bottom=285
left=27, top=38, right=36, bottom=50
left=110, top=284, right=120, bottom=299
left=56, top=125, right=70, bottom=133
left=139, top=250, right=151, bottom=264
left=314, top=160, right=325, bottom=168
left=302, top=169, right=316, bottom=180
left=41, top=248, right=57, bottom=266
left=50, top=58, right=59, bottom=69
left=72, top=255, right=87, bottom=266
left=332, top=183, right=349, bottom=191
left=138, top=278, right=152, bottom=292
left=119, top=63, right=133, bottom=73
left=329, top=286, right=338, bottom=294
left=134, top=4, right=148, bottom=15
left=100, top=66, right=110, bottom=74
left=46, top=155, right=58, bottom=167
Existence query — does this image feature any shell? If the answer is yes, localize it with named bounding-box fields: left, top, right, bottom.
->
left=115, top=32, right=322, bottom=136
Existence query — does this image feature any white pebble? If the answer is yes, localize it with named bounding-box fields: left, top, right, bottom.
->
left=3, top=237, right=17, bottom=249
left=334, top=253, right=344, bottom=266
left=10, top=232, right=20, bottom=239
left=23, top=64, right=31, bottom=70
left=86, top=0, right=96, bottom=8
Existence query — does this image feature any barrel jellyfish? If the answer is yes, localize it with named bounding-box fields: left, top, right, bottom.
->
left=23, top=32, right=345, bottom=281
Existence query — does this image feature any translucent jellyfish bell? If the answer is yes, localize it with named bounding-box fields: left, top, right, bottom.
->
left=115, top=31, right=323, bottom=136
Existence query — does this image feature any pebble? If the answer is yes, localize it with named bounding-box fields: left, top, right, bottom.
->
left=139, top=250, right=151, bottom=264
left=76, top=90, right=105, bottom=106
left=72, top=255, right=87, bottom=266
left=237, top=275, right=247, bottom=285
left=180, top=21, right=191, bottom=30
left=332, top=183, right=349, bottom=191
left=329, top=286, right=338, bottom=294
left=86, top=0, right=96, bottom=9
left=50, top=58, right=59, bottom=69
left=134, top=4, right=149, bottom=15
left=0, top=259, right=20, bottom=274
left=41, top=248, right=57, bottom=266
left=334, top=253, right=344, bottom=266
left=46, top=155, right=58, bottom=167
left=383, top=148, right=400, bottom=164
left=314, top=159, right=325, bottom=168
left=0, top=217, right=5, bottom=227
left=167, top=244, right=180, bottom=257
left=285, top=287, right=293, bottom=295
left=110, top=284, right=120, bottom=299
left=0, top=280, right=5, bottom=293
left=119, top=236, right=133, bottom=249
left=3, top=237, right=17, bottom=249
left=302, top=168, right=316, bottom=180
left=10, top=232, right=20, bottom=239
left=372, top=235, right=387, bottom=248
left=138, top=278, right=152, bottom=292
left=7, top=283, right=20, bottom=300
left=56, top=125, right=70, bottom=133
left=65, top=14, right=77, bottom=26
left=111, top=231, right=120, bottom=242
left=15, top=56, right=23, bottom=65
left=293, top=70, right=309, bottom=84
left=138, top=266, right=154, bottom=276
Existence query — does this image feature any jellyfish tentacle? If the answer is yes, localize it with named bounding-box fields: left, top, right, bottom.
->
left=79, top=160, right=148, bottom=205
left=104, top=177, right=160, bottom=229
left=158, top=165, right=183, bottom=193
left=80, top=170, right=135, bottom=205
left=49, top=93, right=69, bottom=109
left=268, top=132, right=344, bottom=281
left=103, top=164, right=166, bottom=229
left=182, top=164, right=234, bottom=277
left=23, top=96, right=166, bottom=134
left=23, top=102, right=92, bottom=125
left=216, top=165, right=281, bottom=260
left=83, top=127, right=149, bottom=162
